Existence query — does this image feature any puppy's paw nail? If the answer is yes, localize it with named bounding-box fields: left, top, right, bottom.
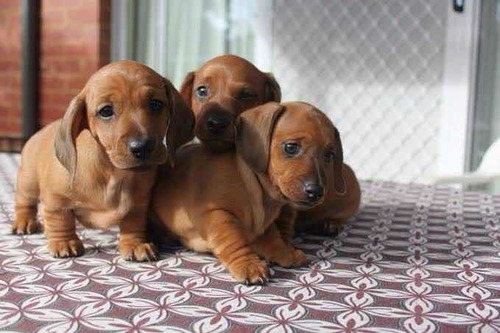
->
left=258, top=277, right=267, bottom=285
left=12, top=229, right=24, bottom=235
left=12, top=219, right=41, bottom=235
left=48, top=238, right=84, bottom=258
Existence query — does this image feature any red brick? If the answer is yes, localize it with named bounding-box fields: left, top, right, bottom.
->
left=42, top=8, right=67, bottom=25
left=50, top=59, right=82, bottom=72
left=41, top=92, right=74, bottom=106
left=0, top=59, right=21, bottom=71
left=0, top=74, right=21, bottom=87
left=67, top=6, right=99, bottom=24
left=66, top=76, right=89, bottom=90
left=41, top=76, right=66, bottom=90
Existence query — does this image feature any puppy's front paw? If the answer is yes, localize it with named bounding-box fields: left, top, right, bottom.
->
left=271, top=248, right=307, bottom=268
left=119, top=242, right=158, bottom=261
left=48, top=238, right=84, bottom=258
left=325, top=221, right=341, bottom=237
left=229, top=256, right=269, bottom=285
left=12, top=217, right=41, bottom=235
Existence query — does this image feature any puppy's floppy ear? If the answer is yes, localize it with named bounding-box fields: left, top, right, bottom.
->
left=164, top=78, right=195, bottom=166
left=333, top=127, right=346, bottom=195
left=236, top=102, right=285, bottom=173
left=54, top=93, right=86, bottom=177
left=264, top=73, right=281, bottom=102
left=179, top=71, right=195, bottom=106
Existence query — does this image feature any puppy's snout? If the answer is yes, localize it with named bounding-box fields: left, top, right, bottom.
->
left=304, top=182, right=324, bottom=203
left=128, top=137, right=156, bottom=160
left=207, top=112, right=231, bottom=134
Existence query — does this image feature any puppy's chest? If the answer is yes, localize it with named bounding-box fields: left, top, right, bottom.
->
left=74, top=176, right=142, bottom=229
left=247, top=200, right=282, bottom=240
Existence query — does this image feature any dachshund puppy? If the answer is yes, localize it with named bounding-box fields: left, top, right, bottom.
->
left=180, top=55, right=359, bottom=236
left=180, top=54, right=281, bottom=152
left=13, top=60, right=194, bottom=261
left=265, top=106, right=360, bottom=242
left=272, top=116, right=360, bottom=240
left=152, top=102, right=342, bottom=284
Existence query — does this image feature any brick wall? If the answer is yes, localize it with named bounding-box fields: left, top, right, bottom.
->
left=0, top=0, right=110, bottom=144
left=0, top=0, right=22, bottom=138
left=40, top=0, right=110, bottom=126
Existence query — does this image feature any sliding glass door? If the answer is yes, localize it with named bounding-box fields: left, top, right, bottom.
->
left=471, top=0, right=500, bottom=192
left=111, top=0, right=271, bottom=86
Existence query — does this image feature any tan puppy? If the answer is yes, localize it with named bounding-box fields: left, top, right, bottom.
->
left=180, top=54, right=281, bottom=152
left=152, top=102, right=344, bottom=284
left=180, top=55, right=359, bottom=236
left=277, top=120, right=360, bottom=239
left=13, top=60, right=194, bottom=261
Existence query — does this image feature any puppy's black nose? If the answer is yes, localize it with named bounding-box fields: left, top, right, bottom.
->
left=305, top=182, right=324, bottom=202
left=128, top=138, right=155, bottom=160
left=207, top=113, right=230, bottom=134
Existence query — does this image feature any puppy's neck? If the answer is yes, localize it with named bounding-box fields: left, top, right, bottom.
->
left=236, top=154, right=283, bottom=234
left=74, top=130, right=155, bottom=185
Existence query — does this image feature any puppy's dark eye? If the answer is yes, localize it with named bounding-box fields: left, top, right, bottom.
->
left=196, top=86, right=209, bottom=99
left=237, top=89, right=257, bottom=100
left=325, top=150, right=335, bottom=163
left=283, top=142, right=301, bottom=157
left=150, top=99, right=164, bottom=113
left=98, top=106, right=114, bottom=119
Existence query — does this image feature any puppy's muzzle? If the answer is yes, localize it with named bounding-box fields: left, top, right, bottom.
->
left=128, top=137, right=156, bottom=161
left=207, top=112, right=231, bottom=135
left=196, top=102, right=236, bottom=149
left=304, top=182, right=324, bottom=203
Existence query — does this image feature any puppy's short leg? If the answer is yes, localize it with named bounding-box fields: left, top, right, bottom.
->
left=205, top=210, right=269, bottom=285
left=274, top=205, right=296, bottom=245
left=14, top=197, right=40, bottom=235
left=252, top=224, right=307, bottom=268
left=308, top=219, right=343, bottom=237
left=13, top=168, right=41, bottom=235
left=118, top=207, right=157, bottom=262
left=42, top=206, right=84, bottom=258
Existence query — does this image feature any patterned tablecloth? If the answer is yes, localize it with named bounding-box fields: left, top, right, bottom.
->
left=0, top=153, right=499, bottom=332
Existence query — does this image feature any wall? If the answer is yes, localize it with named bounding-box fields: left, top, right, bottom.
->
left=0, top=0, right=22, bottom=137
left=40, top=0, right=110, bottom=126
left=0, top=0, right=110, bottom=143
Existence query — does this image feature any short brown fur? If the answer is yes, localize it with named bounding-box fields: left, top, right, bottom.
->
left=180, top=54, right=281, bottom=151
left=151, top=102, right=348, bottom=284
left=13, top=60, right=194, bottom=261
left=181, top=55, right=359, bottom=235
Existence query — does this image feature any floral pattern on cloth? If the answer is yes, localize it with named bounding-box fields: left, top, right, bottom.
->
left=0, top=153, right=499, bottom=332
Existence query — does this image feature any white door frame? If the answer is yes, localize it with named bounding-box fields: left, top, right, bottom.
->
left=438, top=0, right=481, bottom=176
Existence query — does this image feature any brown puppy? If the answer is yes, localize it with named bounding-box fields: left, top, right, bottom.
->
left=180, top=54, right=281, bottom=152
left=180, top=55, right=359, bottom=236
left=276, top=117, right=360, bottom=239
left=13, top=60, right=194, bottom=261
left=152, top=102, right=342, bottom=284
left=266, top=106, right=360, bottom=241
